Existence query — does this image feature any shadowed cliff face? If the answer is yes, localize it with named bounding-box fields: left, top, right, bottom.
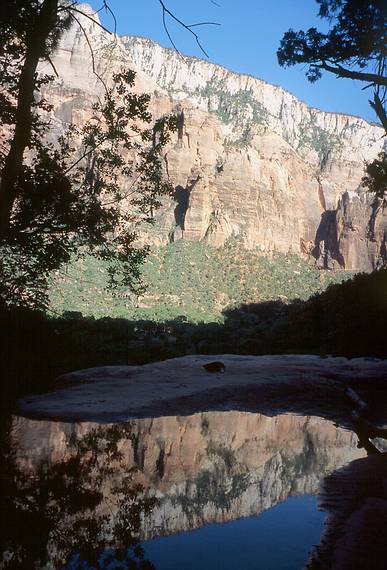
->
left=36, top=7, right=386, bottom=271
left=9, top=411, right=364, bottom=547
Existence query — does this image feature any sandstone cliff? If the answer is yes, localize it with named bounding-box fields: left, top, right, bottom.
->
left=40, top=5, right=386, bottom=270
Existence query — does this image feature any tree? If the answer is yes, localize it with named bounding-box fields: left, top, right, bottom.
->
left=0, top=0, right=176, bottom=308
left=277, top=0, right=386, bottom=196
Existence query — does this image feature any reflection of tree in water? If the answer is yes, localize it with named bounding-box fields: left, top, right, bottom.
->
left=1, top=422, right=157, bottom=569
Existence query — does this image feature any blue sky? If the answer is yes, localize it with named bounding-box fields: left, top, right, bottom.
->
left=89, top=0, right=376, bottom=123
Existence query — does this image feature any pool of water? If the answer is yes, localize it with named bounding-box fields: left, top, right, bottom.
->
left=143, top=495, right=325, bottom=570
left=2, top=410, right=365, bottom=568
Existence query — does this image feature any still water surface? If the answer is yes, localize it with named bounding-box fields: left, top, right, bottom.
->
left=142, top=495, right=325, bottom=570
left=3, top=411, right=364, bottom=568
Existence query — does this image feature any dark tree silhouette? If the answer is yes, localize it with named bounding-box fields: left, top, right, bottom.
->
left=0, top=1, right=178, bottom=307
left=0, top=0, right=218, bottom=307
left=278, top=0, right=386, bottom=125
left=278, top=0, right=386, bottom=196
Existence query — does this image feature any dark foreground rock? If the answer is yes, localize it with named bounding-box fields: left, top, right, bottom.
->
left=307, top=454, right=387, bottom=570
left=16, top=354, right=387, bottom=424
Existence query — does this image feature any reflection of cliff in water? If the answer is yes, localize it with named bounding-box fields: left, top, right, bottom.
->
left=2, top=421, right=156, bottom=569
left=10, top=411, right=365, bottom=543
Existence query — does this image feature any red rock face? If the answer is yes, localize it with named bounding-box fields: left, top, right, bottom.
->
left=335, top=193, right=387, bottom=270
left=36, top=8, right=385, bottom=270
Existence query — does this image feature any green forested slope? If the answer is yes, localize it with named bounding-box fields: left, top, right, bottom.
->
left=49, top=240, right=352, bottom=321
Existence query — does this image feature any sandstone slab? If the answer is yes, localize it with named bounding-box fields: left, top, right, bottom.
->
left=17, top=354, right=387, bottom=423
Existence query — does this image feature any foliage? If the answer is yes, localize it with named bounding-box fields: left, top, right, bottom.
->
left=0, top=0, right=72, bottom=237
left=277, top=0, right=386, bottom=96
left=289, top=268, right=387, bottom=356
left=2, top=268, right=386, bottom=406
left=0, top=1, right=176, bottom=309
left=277, top=0, right=387, bottom=193
left=48, top=240, right=352, bottom=320
left=0, top=68, right=175, bottom=309
left=195, top=80, right=268, bottom=128
left=298, top=117, right=341, bottom=162
left=225, top=127, right=255, bottom=149
left=0, top=1, right=71, bottom=119
left=362, top=151, right=387, bottom=197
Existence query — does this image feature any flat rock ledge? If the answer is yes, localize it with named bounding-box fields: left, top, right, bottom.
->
left=16, top=354, right=387, bottom=423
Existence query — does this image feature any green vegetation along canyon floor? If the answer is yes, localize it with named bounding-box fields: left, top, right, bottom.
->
left=48, top=240, right=353, bottom=322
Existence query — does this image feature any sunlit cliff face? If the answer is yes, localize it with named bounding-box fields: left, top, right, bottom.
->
left=37, top=6, right=386, bottom=271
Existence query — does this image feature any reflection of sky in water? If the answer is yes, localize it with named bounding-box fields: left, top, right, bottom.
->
left=142, top=495, right=324, bottom=570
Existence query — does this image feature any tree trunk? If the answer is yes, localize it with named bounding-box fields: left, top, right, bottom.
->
left=0, top=0, right=59, bottom=239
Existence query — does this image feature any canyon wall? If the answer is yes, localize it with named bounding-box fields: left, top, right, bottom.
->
left=40, top=5, right=386, bottom=270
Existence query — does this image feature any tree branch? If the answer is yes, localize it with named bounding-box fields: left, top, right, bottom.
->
left=369, top=92, right=387, bottom=132
left=47, top=55, right=59, bottom=77
left=157, top=0, right=219, bottom=58
left=65, top=6, right=111, bottom=34
left=67, top=12, right=108, bottom=94
left=320, top=62, right=387, bottom=87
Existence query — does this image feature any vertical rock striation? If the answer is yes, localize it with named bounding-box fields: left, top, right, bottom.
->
left=38, top=6, right=386, bottom=270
